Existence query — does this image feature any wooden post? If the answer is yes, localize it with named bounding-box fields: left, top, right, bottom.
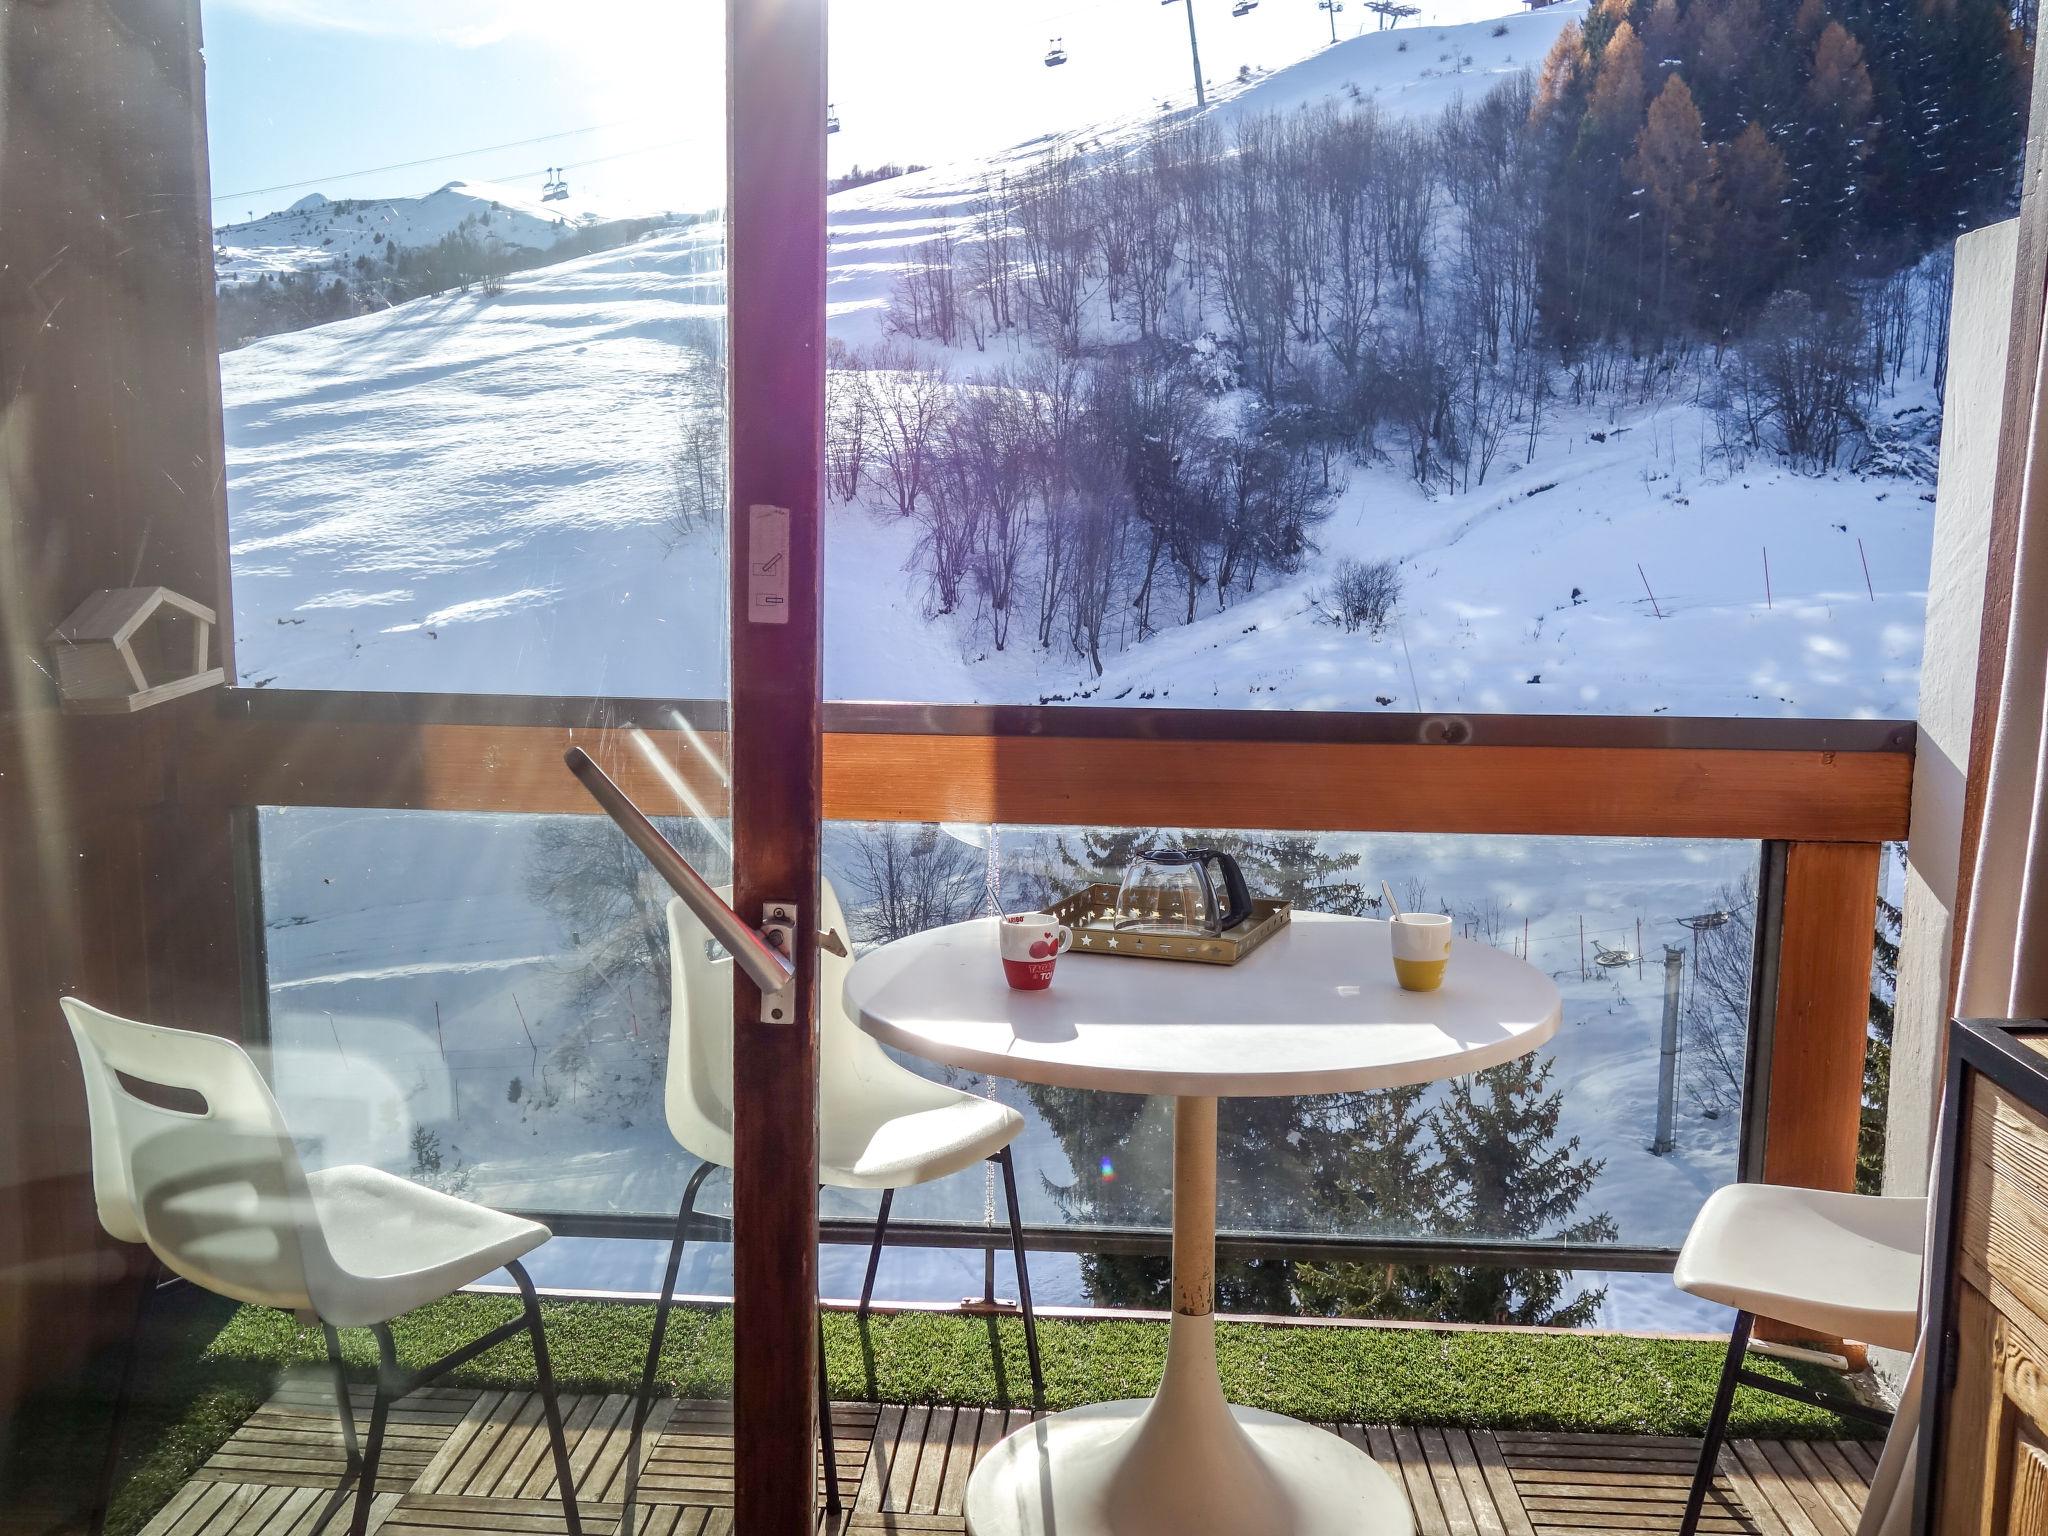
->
left=1764, top=842, right=1881, bottom=1192
left=726, top=0, right=827, bottom=1529
left=0, top=0, right=241, bottom=1431
left=1757, top=842, right=1881, bottom=1345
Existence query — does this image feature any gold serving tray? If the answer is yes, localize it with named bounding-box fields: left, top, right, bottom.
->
left=1047, top=883, right=1292, bottom=966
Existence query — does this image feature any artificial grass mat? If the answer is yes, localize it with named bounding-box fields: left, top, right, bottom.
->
left=70, top=1293, right=1880, bottom=1536
left=209, top=1296, right=1875, bottom=1439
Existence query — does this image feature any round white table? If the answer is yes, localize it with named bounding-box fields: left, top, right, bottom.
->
left=844, top=912, right=1562, bottom=1536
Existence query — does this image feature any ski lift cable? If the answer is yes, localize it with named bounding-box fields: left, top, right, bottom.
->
left=211, top=118, right=651, bottom=205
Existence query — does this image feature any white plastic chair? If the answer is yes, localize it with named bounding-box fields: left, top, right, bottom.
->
left=623, top=880, right=1040, bottom=1524
left=62, top=997, right=583, bottom=1536
left=1671, top=1183, right=1925, bottom=1536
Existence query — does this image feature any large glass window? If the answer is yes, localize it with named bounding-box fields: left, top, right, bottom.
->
left=207, top=1, right=727, bottom=698
left=819, top=0, right=2025, bottom=717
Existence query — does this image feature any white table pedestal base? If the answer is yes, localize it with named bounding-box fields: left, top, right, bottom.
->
left=965, top=1099, right=1412, bottom=1536
left=964, top=1312, right=1411, bottom=1536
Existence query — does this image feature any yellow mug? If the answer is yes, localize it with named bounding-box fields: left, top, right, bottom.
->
left=1390, top=912, right=1453, bottom=992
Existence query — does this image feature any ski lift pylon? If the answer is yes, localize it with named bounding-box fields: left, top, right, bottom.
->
left=1043, top=36, right=1067, bottom=65
left=1231, top=0, right=1257, bottom=15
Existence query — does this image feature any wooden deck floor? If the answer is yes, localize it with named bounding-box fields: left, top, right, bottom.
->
left=137, top=1373, right=1877, bottom=1536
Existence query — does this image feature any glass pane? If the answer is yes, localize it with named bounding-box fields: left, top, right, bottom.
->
left=254, top=806, right=1760, bottom=1322
left=209, top=3, right=728, bottom=699
left=823, top=3, right=2028, bottom=718
left=256, top=802, right=729, bottom=1218
left=828, top=822, right=1761, bottom=1322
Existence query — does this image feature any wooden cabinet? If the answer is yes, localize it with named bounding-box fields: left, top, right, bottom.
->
left=1928, top=1024, right=2048, bottom=1536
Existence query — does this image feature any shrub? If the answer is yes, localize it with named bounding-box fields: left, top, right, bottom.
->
left=1327, top=556, right=1402, bottom=634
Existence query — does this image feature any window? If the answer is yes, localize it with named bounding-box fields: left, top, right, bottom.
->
left=820, top=0, right=2025, bottom=717
left=207, top=1, right=727, bottom=699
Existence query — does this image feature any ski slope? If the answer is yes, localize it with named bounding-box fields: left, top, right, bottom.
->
left=222, top=0, right=1932, bottom=721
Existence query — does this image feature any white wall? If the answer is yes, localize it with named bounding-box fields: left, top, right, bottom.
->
left=1886, top=218, right=2017, bottom=1199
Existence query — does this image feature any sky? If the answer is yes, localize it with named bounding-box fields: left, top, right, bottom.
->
left=201, top=0, right=1408, bottom=222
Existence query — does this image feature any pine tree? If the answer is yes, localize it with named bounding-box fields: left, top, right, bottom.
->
left=1631, top=74, right=1712, bottom=334
left=1424, top=1056, right=1618, bottom=1326
left=1293, top=1085, right=1457, bottom=1319
left=1791, top=21, right=1876, bottom=275
left=1706, top=121, right=1793, bottom=336
left=1640, top=0, right=1685, bottom=93
left=1587, top=21, right=1648, bottom=135
left=1858, top=847, right=1903, bottom=1194
left=1836, top=0, right=2022, bottom=243
left=1531, top=20, right=1590, bottom=126
left=1687, top=0, right=1775, bottom=141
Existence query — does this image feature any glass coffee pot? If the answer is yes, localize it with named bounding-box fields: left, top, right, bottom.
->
left=1114, top=847, right=1254, bottom=937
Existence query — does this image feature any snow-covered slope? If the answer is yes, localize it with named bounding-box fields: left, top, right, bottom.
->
left=214, top=178, right=622, bottom=289
left=1211, top=0, right=1573, bottom=125
left=221, top=0, right=1927, bottom=719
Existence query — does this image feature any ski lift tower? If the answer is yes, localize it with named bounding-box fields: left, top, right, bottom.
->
left=1167, top=0, right=1206, bottom=108
left=1652, top=944, right=1686, bottom=1155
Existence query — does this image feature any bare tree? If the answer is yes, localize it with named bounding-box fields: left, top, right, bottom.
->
left=967, top=175, right=1018, bottom=337
left=842, top=824, right=988, bottom=944
left=889, top=221, right=962, bottom=345
left=1012, top=147, right=1098, bottom=353
left=1682, top=873, right=1757, bottom=1118
left=946, top=381, right=1035, bottom=649
left=863, top=341, right=952, bottom=518
left=525, top=814, right=728, bottom=1019
left=667, top=342, right=726, bottom=544
left=826, top=340, right=873, bottom=503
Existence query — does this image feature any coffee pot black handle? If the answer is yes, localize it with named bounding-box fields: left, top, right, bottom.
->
left=1188, top=848, right=1254, bottom=931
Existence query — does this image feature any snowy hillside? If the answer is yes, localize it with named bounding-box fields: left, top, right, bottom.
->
left=214, top=177, right=622, bottom=290
left=1211, top=0, right=1577, bottom=125
left=221, top=0, right=1933, bottom=719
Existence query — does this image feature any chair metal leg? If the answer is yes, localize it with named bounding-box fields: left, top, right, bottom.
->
left=85, top=1260, right=159, bottom=1536
left=322, top=1324, right=363, bottom=1472
left=858, top=1189, right=895, bottom=1320
left=347, top=1325, right=399, bottom=1536
left=508, top=1260, right=583, bottom=1536
left=819, top=1309, right=842, bottom=1518
left=994, top=1148, right=1045, bottom=1410
left=1680, top=1311, right=1754, bottom=1536
left=621, top=1159, right=716, bottom=1536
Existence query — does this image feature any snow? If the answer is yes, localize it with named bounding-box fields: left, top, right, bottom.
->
left=219, top=0, right=1928, bottom=721
left=1208, top=2, right=1578, bottom=125
left=223, top=0, right=1916, bottom=1322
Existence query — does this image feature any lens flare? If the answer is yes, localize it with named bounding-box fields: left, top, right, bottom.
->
left=1098, top=1157, right=1116, bottom=1182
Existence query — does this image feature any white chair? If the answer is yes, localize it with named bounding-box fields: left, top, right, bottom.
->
left=62, top=997, right=583, bottom=1536
left=1672, top=1183, right=1925, bottom=1536
left=622, top=880, right=1041, bottom=1525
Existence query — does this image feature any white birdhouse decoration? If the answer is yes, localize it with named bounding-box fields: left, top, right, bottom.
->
left=46, top=586, right=226, bottom=713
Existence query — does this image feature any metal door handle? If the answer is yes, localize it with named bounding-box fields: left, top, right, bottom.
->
left=564, top=747, right=797, bottom=994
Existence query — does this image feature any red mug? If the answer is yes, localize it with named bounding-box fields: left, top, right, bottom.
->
left=999, top=911, right=1074, bottom=990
